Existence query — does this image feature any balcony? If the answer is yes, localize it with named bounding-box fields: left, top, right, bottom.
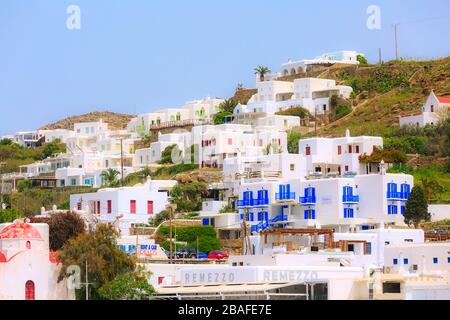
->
left=253, top=198, right=269, bottom=206
left=387, top=192, right=409, bottom=201
left=299, top=196, right=317, bottom=206
left=236, top=199, right=254, bottom=207
left=270, top=214, right=288, bottom=224
left=342, top=195, right=360, bottom=204
left=275, top=192, right=296, bottom=201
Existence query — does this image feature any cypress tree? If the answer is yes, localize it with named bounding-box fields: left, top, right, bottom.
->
left=404, top=185, right=430, bottom=228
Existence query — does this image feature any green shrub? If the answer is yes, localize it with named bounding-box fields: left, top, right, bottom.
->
left=0, top=208, right=24, bottom=223
left=158, top=226, right=220, bottom=253
left=335, top=104, right=352, bottom=120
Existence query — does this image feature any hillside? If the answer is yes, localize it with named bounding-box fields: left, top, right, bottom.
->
left=39, top=111, right=135, bottom=131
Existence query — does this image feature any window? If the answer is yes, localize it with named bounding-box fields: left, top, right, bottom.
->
left=344, top=208, right=354, bottom=218
left=431, top=105, right=434, bottom=112
left=147, top=201, right=154, bottom=215
left=290, top=164, right=295, bottom=171
left=97, top=201, right=101, bottom=214
left=365, top=242, right=372, bottom=255
left=25, top=281, right=35, bottom=300
left=77, top=202, right=82, bottom=210
left=382, top=282, right=401, bottom=294
left=345, top=165, right=349, bottom=172
left=107, top=200, right=112, bottom=214
left=130, top=200, right=136, bottom=214
left=304, top=209, right=316, bottom=220
left=337, top=145, right=342, bottom=155
left=348, top=145, right=352, bottom=153
left=433, top=257, right=438, bottom=264
left=305, top=146, right=311, bottom=156
left=355, top=145, right=360, bottom=153
left=448, top=257, right=450, bottom=264
left=393, top=259, right=398, bottom=265
left=403, top=258, right=409, bottom=265
left=26, top=241, right=31, bottom=249
left=227, top=138, right=232, bottom=145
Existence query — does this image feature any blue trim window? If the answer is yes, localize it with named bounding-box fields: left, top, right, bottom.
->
left=387, top=183, right=399, bottom=199
left=344, top=208, right=354, bottom=219
left=240, top=213, right=244, bottom=220
left=304, top=209, right=316, bottom=220
left=300, top=187, right=316, bottom=204
left=401, top=206, right=405, bottom=215
left=361, top=225, right=370, bottom=231
left=276, top=184, right=295, bottom=200
left=343, top=186, right=359, bottom=203
left=388, top=205, right=398, bottom=215
left=433, top=257, right=438, bottom=264
left=448, top=257, right=450, bottom=263
left=256, top=190, right=269, bottom=205
left=393, top=259, right=398, bottom=265
left=403, top=258, right=409, bottom=265
left=202, top=218, right=209, bottom=226
left=401, top=183, right=411, bottom=199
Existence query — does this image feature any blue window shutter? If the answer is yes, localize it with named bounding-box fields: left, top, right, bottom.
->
left=312, top=188, right=316, bottom=197
left=344, top=208, right=347, bottom=218
left=312, top=210, right=316, bottom=220
left=265, top=212, right=268, bottom=221
left=202, top=218, right=209, bottom=225
left=249, top=191, right=254, bottom=200
left=350, top=208, right=354, bottom=218
left=388, top=205, right=391, bottom=215
left=393, top=259, right=398, bottom=265
left=240, top=213, right=244, bottom=220
left=250, top=212, right=254, bottom=221
left=279, top=184, right=283, bottom=195
left=264, top=190, right=268, bottom=200
left=343, top=187, right=347, bottom=197
left=404, top=258, right=408, bottom=264
left=433, top=258, right=438, bottom=264
left=304, top=210, right=308, bottom=220
left=286, top=184, right=290, bottom=194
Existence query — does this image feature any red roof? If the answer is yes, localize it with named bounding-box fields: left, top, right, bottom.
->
left=437, top=96, right=450, bottom=104
left=0, top=223, right=42, bottom=240
left=0, top=251, right=6, bottom=263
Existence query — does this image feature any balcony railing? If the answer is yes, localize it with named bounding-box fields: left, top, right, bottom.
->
left=270, top=214, right=288, bottom=224
left=387, top=192, right=410, bottom=201
left=299, top=196, right=317, bottom=205
left=275, top=192, right=296, bottom=201
left=237, top=198, right=269, bottom=207
left=342, top=195, right=360, bottom=203
left=253, top=198, right=269, bottom=206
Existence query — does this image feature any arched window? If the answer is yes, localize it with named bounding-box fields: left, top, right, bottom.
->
left=430, top=105, right=434, bottom=112
left=26, top=241, right=31, bottom=249
left=25, top=281, right=35, bottom=300
left=290, top=68, right=296, bottom=75
left=176, top=112, right=181, bottom=121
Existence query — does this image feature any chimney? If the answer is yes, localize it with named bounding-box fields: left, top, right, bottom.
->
left=345, top=128, right=350, bottom=138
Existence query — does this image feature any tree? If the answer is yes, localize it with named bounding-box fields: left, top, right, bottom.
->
left=97, top=271, right=154, bottom=300
left=287, top=132, right=301, bottom=154
left=357, top=54, right=368, bottom=65
left=404, top=186, right=430, bottom=228
left=30, top=212, right=86, bottom=251
left=17, top=179, right=32, bottom=192
left=158, top=144, right=181, bottom=164
left=170, top=182, right=208, bottom=212
left=218, top=99, right=238, bottom=113
left=0, top=138, right=13, bottom=146
left=100, top=168, right=120, bottom=187
left=0, top=208, right=24, bottom=223
left=213, top=111, right=232, bottom=125
left=41, top=141, right=66, bottom=160
left=254, top=66, right=271, bottom=82
left=57, top=224, right=137, bottom=300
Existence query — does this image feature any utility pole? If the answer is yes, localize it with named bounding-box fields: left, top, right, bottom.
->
left=120, top=138, right=124, bottom=185
left=378, top=48, right=382, bottom=65
left=314, top=109, right=317, bottom=137
left=169, top=204, right=173, bottom=264
left=394, top=23, right=399, bottom=60
left=85, top=259, right=89, bottom=301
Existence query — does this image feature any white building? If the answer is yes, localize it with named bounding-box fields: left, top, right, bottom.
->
left=0, top=221, right=71, bottom=300
left=70, top=179, right=177, bottom=235
left=40, top=129, right=76, bottom=144
left=279, top=50, right=363, bottom=76
left=198, top=124, right=287, bottom=169
left=13, top=131, right=44, bottom=148
left=298, top=129, right=383, bottom=176
left=242, top=78, right=353, bottom=116
left=399, top=91, right=450, bottom=127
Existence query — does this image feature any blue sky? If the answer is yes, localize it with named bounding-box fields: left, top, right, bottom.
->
left=1, top=0, right=449, bottom=136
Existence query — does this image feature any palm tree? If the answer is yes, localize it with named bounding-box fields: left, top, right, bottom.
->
left=100, top=168, right=120, bottom=187
left=219, top=99, right=238, bottom=113
left=254, top=66, right=271, bottom=82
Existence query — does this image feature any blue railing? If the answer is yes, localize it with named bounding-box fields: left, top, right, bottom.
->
left=342, top=195, right=360, bottom=203
left=270, top=214, right=288, bottom=224
left=237, top=198, right=269, bottom=207
left=253, top=198, right=269, bottom=206
left=299, top=196, right=317, bottom=205
left=251, top=221, right=270, bottom=233
left=387, top=192, right=410, bottom=200
left=275, top=192, right=296, bottom=201
left=237, top=199, right=254, bottom=207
